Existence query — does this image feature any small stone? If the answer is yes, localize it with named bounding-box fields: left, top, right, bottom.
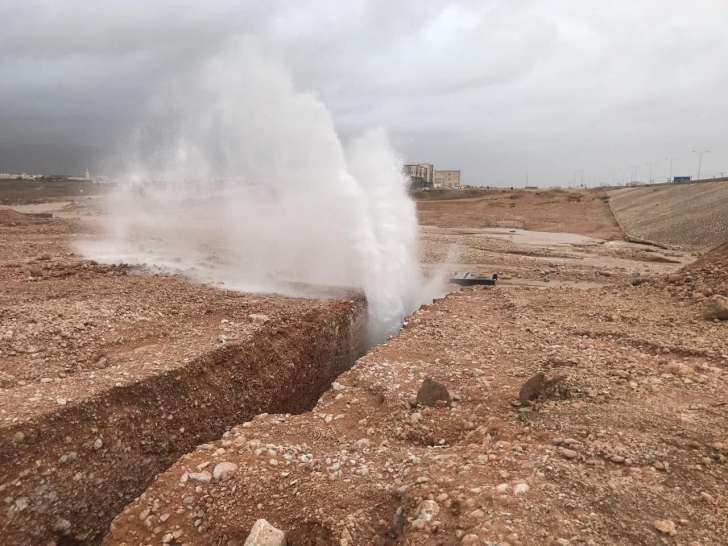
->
left=513, top=482, right=529, bottom=495
left=93, top=438, right=103, bottom=450
left=416, top=499, right=440, bottom=522
left=244, top=519, right=286, bottom=546
left=248, top=313, right=271, bottom=324
left=654, top=519, right=677, bottom=536
left=469, top=509, right=486, bottom=519
left=560, top=447, right=578, bottom=460
left=416, top=378, right=451, bottom=407
left=700, top=491, right=715, bottom=504
left=461, top=534, right=480, bottom=545
left=213, top=462, right=238, bottom=482
left=495, top=483, right=510, bottom=494
left=53, top=518, right=71, bottom=534
left=704, top=295, right=728, bottom=321
left=188, top=471, right=212, bottom=483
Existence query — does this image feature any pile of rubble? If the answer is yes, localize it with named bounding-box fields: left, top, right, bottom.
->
left=659, top=242, right=728, bottom=320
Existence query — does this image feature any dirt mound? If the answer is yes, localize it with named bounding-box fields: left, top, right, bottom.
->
left=657, top=242, right=728, bottom=308
left=681, top=242, right=728, bottom=295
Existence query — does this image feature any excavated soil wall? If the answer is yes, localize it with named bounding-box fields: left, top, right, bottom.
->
left=0, top=299, right=366, bottom=545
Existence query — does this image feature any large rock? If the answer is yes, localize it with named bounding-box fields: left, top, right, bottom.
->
left=244, top=519, right=286, bottom=546
left=704, top=295, right=728, bottom=320
left=416, top=378, right=451, bottom=407
left=518, top=372, right=545, bottom=403
left=213, top=461, right=238, bottom=482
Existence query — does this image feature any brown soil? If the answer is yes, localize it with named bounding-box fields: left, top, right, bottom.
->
left=0, top=216, right=365, bottom=545
left=2, top=185, right=727, bottom=546
left=0, top=207, right=52, bottom=226
left=104, top=284, right=728, bottom=546
left=104, top=193, right=727, bottom=546
left=416, top=189, right=623, bottom=240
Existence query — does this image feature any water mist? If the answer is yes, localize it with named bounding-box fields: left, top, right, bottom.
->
left=77, top=42, right=443, bottom=342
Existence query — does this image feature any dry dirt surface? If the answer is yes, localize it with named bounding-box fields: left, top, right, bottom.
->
left=0, top=210, right=365, bottom=545
left=104, top=193, right=727, bottom=545
left=105, top=284, right=728, bottom=546
left=608, top=181, right=728, bottom=250
left=416, top=190, right=623, bottom=241
left=0, top=178, right=108, bottom=205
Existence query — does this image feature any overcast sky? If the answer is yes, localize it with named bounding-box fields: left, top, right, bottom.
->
left=1, top=0, right=727, bottom=185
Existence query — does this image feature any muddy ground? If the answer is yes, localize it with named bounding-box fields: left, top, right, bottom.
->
left=100, top=188, right=727, bottom=545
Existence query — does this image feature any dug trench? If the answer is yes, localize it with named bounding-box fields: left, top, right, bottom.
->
left=0, top=290, right=367, bottom=545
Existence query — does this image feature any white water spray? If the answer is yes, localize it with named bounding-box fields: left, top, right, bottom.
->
left=78, top=42, right=442, bottom=341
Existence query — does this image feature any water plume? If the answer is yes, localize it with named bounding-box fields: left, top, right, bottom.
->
left=78, top=41, right=442, bottom=341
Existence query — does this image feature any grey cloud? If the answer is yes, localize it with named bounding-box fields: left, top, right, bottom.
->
left=1, top=0, right=727, bottom=184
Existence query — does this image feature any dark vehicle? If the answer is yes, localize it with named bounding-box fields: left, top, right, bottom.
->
left=450, top=272, right=498, bottom=286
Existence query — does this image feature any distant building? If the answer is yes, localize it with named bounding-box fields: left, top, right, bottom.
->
left=433, top=170, right=461, bottom=189
left=404, top=163, right=433, bottom=189
left=404, top=163, right=461, bottom=190
left=673, top=176, right=691, bottom=184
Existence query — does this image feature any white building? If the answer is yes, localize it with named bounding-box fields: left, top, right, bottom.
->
left=433, top=170, right=461, bottom=189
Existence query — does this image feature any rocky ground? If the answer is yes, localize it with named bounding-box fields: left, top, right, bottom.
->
left=103, top=191, right=727, bottom=545
left=0, top=207, right=364, bottom=545
left=608, top=181, right=728, bottom=250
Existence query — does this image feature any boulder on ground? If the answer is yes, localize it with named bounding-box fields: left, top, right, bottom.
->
left=518, top=372, right=545, bottom=403
left=244, top=519, right=286, bottom=546
left=704, top=295, right=728, bottom=321
left=416, top=377, right=451, bottom=407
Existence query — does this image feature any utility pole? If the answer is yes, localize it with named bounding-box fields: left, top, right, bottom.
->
left=629, top=165, right=639, bottom=183
left=666, top=156, right=673, bottom=182
left=693, top=149, right=710, bottom=180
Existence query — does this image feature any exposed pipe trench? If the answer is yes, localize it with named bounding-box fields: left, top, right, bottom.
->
left=0, top=297, right=367, bottom=545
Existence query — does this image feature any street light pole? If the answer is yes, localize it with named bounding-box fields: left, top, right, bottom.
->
left=693, top=149, right=710, bottom=180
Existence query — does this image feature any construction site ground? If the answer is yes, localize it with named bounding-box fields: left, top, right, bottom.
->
left=0, top=201, right=365, bottom=544
left=96, top=188, right=728, bottom=546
